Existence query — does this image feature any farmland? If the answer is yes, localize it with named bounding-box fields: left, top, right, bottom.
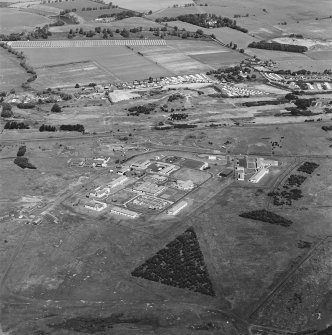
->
left=107, top=0, right=195, bottom=12
left=0, top=8, right=52, bottom=34
left=16, top=45, right=173, bottom=87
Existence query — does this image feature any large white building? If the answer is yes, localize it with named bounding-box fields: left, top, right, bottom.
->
left=249, top=167, right=269, bottom=183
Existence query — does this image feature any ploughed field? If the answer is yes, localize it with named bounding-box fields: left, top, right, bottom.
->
left=12, top=39, right=243, bottom=87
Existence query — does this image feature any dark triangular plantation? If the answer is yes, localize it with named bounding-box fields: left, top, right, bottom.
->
left=131, top=227, right=215, bottom=296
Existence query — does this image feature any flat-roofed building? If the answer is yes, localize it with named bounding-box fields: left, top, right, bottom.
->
left=110, top=206, right=139, bottom=218
left=249, top=167, right=269, bottom=183
left=167, top=201, right=187, bottom=215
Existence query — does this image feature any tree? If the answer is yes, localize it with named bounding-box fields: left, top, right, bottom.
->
left=1, top=102, right=13, bottom=118
left=51, top=103, right=62, bottom=113
left=120, top=29, right=130, bottom=38
left=75, top=83, right=80, bottom=88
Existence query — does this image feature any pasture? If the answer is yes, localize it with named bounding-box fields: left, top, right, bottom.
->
left=246, top=48, right=332, bottom=71
left=147, top=5, right=203, bottom=19
left=164, top=20, right=259, bottom=49
left=0, top=47, right=28, bottom=91
left=0, top=8, right=51, bottom=34
left=44, top=0, right=99, bottom=11
left=106, top=0, right=195, bottom=12
left=279, top=20, right=332, bottom=40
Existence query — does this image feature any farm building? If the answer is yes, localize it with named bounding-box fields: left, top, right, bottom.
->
left=249, top=168, right=269, bottom=183
left=167, top=201, right=188, bottom=215
left=85, top=201, right=107, bottom=212
left=108, top=175, right=128, bottom=188
left=110, top=206, right=139, bottom=219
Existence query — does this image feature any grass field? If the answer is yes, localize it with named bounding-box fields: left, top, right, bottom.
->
left=147, top=5, right=203, bottom=19
left=0, top=8, right=52, bottom=34
left=74, top=7, right=124, bottom=21
left=107, top=0, right=195, bottom=12
left=246, top=48, right=332, bottom=71
left=0, top=47, right=29, bottom=92
left=164, top=20, right=259, bottom=49
left=44, top=0, right=99, bottom=11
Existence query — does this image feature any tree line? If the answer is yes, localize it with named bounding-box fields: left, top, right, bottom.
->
left=248, top=41, right=308, bottom=53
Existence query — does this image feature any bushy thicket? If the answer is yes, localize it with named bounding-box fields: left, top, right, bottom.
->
left=4, top=121, right=29, bottom=129
left=132, top=227, right=215, bottom=296
left=59, top=124, right=85, bottom=132
left=248, top=41, right=308, bottom=53
left=14, top=157, right=36, bottom=169
left=239, top=210, right=292, bottom=227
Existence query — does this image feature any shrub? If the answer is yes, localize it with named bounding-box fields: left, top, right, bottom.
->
left=51, top=103, right=62, bottom=113
left=17, top=145, right=26, bottom=157
left=14, top=157, right=36, bottom=169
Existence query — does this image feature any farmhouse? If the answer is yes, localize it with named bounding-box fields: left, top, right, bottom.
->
left=167, top=201, right=188, bottom=215
left=110, top=206, right=139, bottom=219
left=249, top=168, right=269, bottom=183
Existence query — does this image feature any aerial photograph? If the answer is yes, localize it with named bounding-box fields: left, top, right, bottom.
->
left=0, top=0, right=331, bottom=334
